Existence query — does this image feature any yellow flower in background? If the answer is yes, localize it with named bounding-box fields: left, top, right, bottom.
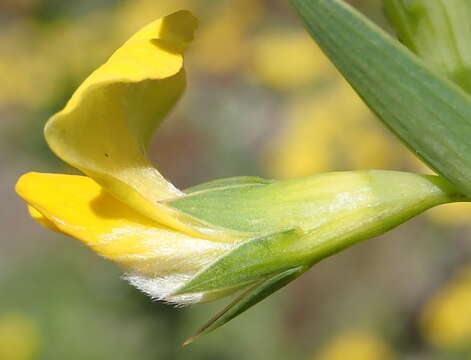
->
left=43, top=11, right=115, bottom=80
left=0, top=11, right=112, bottom=109
left=264, top=81, right=403, bottom=179
left=421, top=265, right=471, bottom=348
left=426, top=202, right=471, bottom=227
left=191, top=0, right=262, bottom=75
left=313, top=331, right=393, bottom=360
left=251, top=30, right=334, bottom=91
left=0, top=0, right=262, bottom=110
left=112, top=0, right=193, bottom=39
left=0, top=20, right=53, bottom=108
left=0, top=312, right=39, bottom=360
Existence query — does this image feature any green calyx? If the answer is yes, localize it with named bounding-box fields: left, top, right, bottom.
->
left=169, top=170, right=464, bottom=341
left=172, top=170, right=462, bottom=236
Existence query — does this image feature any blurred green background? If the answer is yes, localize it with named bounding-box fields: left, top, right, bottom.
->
left=3, top=0, right=471, bottom=359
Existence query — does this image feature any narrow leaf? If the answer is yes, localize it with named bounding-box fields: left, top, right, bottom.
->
left=290, top=0, right=471, bottom=196
left=183, top=266, right=307, bottom=346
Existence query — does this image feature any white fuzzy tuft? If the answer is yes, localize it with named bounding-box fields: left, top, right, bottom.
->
left=124, top=272, right=205, bottom=305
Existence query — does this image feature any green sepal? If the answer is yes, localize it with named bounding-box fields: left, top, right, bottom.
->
left=171, top=228, right=306, bottom=296
left=173, top=170, right=464, bottom=343
left=171, top=171, right=463, bottom=236
left=184, top=176, right=274, bottom=194
left=171, top=170, right=463, bottom=298
left=290, top=0, right=471, bottom=197
left=183, top=265, right=307, bottom=346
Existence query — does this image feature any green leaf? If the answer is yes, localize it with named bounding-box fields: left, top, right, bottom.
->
left=290, top=0, right=471, bottom=196
left=183, top=266, right=307, bottom=346
left=384, top=0, right=471, bottom=94
left=171, top=228, right=306, bottom=296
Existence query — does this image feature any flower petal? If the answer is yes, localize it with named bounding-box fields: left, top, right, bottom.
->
left=27, top=205, right=62, bottom=233
left=16, top=172, right=234, bottom=303
left=43, top=11, right=224, bottom=239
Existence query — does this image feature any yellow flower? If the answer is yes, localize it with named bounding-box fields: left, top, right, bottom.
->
left=312, top=331, right=393, bottom=360
left=250, top=29, right=334, bottom=91
left=14, top=10, right=469, bottom=341
left=264, top=81, right=403, bottom=179
left=190, top=0, right=262, bottom=75
left=0, top=20, right=53, bottom=109
left=112, top=0, right=193, bottom=39
left=0, top=312, right=39, bottom=360
left=427, top=202, right=471, bottom=226
left=16, top=11, right=241, bottom=305
left=421, top=265, right=471, bottom=348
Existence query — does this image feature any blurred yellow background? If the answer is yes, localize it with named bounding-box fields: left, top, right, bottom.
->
left=2, top=0, right=471, bottom=359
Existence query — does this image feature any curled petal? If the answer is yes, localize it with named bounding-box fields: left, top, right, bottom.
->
left=44, top=11, right=231, bottom=239
left=16, top=172, right=235, bottom=303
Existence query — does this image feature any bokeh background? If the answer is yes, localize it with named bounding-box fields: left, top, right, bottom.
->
left=2, top=0, right=471, bottom=359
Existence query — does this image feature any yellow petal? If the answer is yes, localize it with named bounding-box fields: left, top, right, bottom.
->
left=27, top=205, right=62, bottom=233
left=43, top=11, right=227, bottom=239
left=16, top=172, right=233, bottom=274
